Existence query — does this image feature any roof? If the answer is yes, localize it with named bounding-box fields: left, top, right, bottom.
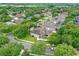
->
left=31, top=25, right=56, bottom=38
left=12, top=16, right=23, bottom=23
left=8, top=10, right=17, bottom=14
left=31, top=27, right=46, bottom=37
left=76, top=16, right=79, bottom=20
left=75, top=16, right=79, bottom=24
left=31, top=12, right=68, bottom=38
left=15, top=13, right=23, bottom=18
left=11, top=13, right=25, bottom=23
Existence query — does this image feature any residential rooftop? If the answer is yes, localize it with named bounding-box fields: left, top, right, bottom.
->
left=31, top=12, right=68, bottom=38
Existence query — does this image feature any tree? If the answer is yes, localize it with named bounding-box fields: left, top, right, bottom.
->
left=48, top=33, right=61, bottom=46
left=54, top=44, right=77, bottom=56
left=58, top=23, right=79, bottom=48
left=1, top=25, right=17, bottom=33
left=0, top=14, right=11, bottom=22
left=72, top=38, right=79, bottom=48
left=64, top=16, right=75, bottom=24
left=31, top=41, right=47, bottom=55
left=0, top=43, right=23, bottom=56
left=52, top=12, right=59, bottom=17
left=0, top=33, right=8, bottom=47
left=61, top=34, right=73, bottom=45
left=0, top=22, right=6, bottom=32
left=13, top=24, right=29, bottom=39
left=68, top=8, right=79, bottom=17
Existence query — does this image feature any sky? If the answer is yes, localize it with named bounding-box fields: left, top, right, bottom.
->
left=0, top=0, right=79, bottom=3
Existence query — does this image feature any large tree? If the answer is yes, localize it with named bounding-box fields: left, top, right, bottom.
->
left=0, top=43, right=23, bottom=56
left=13, top=24, right=29, bottom=39
left=54, top=44, right=77, bottom=56
left=0, top=14, right=11, bottom=22
left=0, top=33, right=8, bottom=47
left=31, top=41, right=47, bottom=55
left=61, top=34, right=73, bottom=45
left=58, top=23, right=79, bottom=48
left=48, top=33, right=61, bottom=46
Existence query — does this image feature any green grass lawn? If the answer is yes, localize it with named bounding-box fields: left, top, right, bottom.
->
left=24, top=35, right=37, bottom=42
left=15, top=35, right=37, bottom=44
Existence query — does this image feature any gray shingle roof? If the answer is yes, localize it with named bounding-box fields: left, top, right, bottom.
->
left=31, top=12, right=68, bottom=38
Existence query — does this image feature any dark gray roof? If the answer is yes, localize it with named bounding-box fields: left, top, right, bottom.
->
left=75, top=16, right=79, bottom=24
left=76, top=16, right=79, bottom=20
left=31, top=27, right=45, bottom=35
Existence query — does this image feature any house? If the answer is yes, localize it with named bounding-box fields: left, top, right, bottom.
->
left=31, top=26, right=56, bottom=38
left=11, top=13, right=25, bottom=23
left=8, top=10, right=18, bottom=15
left=74, top=16, right=79, bottom=24
left=8, top=10, right=17, bottom=17
left=35, top=11, right=52, bottom=26
left=31, top=21, right=56, bottom=38
left=34, top=14, right=41, bottom=18
left=26, top=16, right=32, bottom=20
left=31, top=12, right=68, bottom=38
left=31, top=27, right=46, bottom=38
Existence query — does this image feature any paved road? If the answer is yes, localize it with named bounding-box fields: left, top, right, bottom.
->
left=7, top=33, right=17, bottom=43
left=7, top=33, right=32, bottom=49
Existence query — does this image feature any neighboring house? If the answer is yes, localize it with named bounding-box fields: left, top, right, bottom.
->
left=74, top=16, right=79, bottom=24
left=11, top=13, right=25, bottom=23
left=31, top=27, right=45, bottom=38
left=8, top=10, right=18, bottom=15
left=35, top=12, right=52, bottom=26
left=26, top=16, right=32, bottom=20
left=31, top=12, right=68, bottom=38
left=8, top=10, right=17, bottom=17
left=31, top=21, right=57, bottom=38
left=34, top=14, right=41, bottom=18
